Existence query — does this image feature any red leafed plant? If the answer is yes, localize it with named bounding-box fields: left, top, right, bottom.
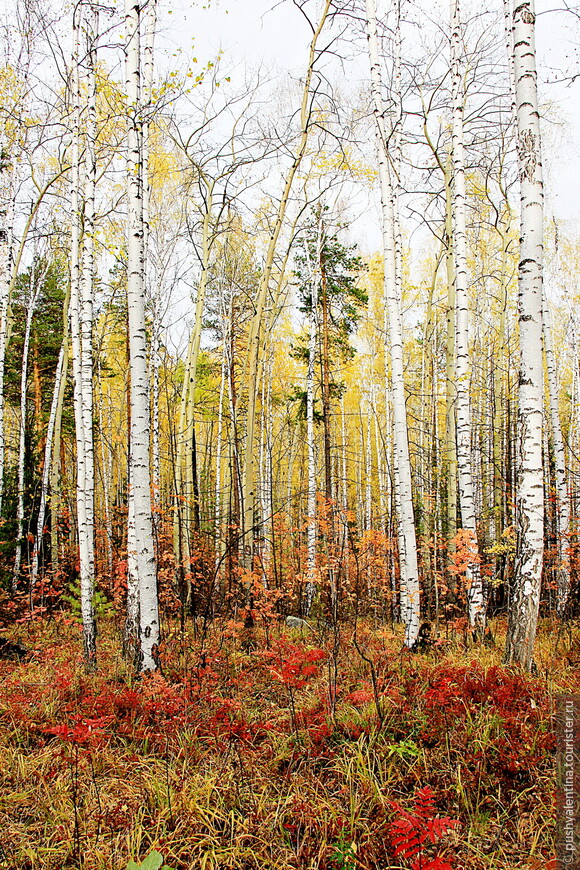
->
left=45, top=715, right=111, bottom=746
left=261, top=640, right=326, bottom=691
left=389, top=786, right=459, bottom=870
left=261, top=640, right=326, bottom=734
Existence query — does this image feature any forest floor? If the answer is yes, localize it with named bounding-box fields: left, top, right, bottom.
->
left=0, top=613, right=576, bottom=870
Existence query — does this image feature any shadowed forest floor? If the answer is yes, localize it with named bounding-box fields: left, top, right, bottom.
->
left=0, top=614, right=576, bottom=869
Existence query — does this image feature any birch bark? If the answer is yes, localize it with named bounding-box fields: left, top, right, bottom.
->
left=450, top=0, right=484, bottom=631
left=125, top=0, right=159, bottom=672
left=542, top=291, right=569, bottom=613
left=0, top=164, right=15, bottom=519
left=365, top=0, right=420, bottom=648
left=504, top=0, right=544, bottom=670
left=13, top=267, right=40, bottom=590
left=80, top=0, right=98, bottom=666
left=305, top=236, right=318, bottom=614
left=30, top=339, right=67, bottom=593
left=68, top=2, right=97, bottom=669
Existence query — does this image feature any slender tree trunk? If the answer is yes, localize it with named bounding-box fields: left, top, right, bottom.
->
left=542, top=289, right=570, bottom=613
left=30, top=277, right=70, bottom=593
left=241, top=0, right=332, bottom=570
left=13, top=271, right=40, bottom=590
left=173, top=177, right=213, bottom=596
left=69, top=2, right=97, bottom=670
left=125, top=0, right=159, bottom=673
left=305, top=239, right=318, bottom=614
left=504, top=0, right=544, bottom=670
left=450, top=0, right=484, bottom=631
left=35, top=378, right=63, bottom=581
left=0, top=145, right=18, bottom=520
left=444, top=155, right=458, bottom=552
left=214, top=351, right=226, bottom=590
left=50, top=325, right=69, bottom=575
left=450, top=0, right=485, bottom=627
left=0, top=159, right=65, bottom=519
left=80, top=0, right=98, bottom=665
left=365, top=0, right=420, bottom=648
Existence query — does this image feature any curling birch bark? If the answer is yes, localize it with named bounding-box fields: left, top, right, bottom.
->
left=365, top=0, right=420, bottom=648
left=504, top=0, right=544, bottom=670
left=450, top=0, right=484, bottom=631
left=125, top=0, right=159, bottom=673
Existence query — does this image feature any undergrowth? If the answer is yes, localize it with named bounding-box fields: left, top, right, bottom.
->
left=0, top=614, right=573, bottom=869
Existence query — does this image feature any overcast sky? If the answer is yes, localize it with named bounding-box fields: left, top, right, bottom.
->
left=152, top=0, right=580, bottom=227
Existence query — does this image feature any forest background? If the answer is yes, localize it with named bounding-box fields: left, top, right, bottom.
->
left=0, top=0, right=580, bottom=866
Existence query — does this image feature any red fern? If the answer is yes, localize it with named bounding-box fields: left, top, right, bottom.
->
left=389, top=786, right=459, bottom=870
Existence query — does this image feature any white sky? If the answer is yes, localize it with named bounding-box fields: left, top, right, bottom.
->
left=154, top=0, right=580, bottom=227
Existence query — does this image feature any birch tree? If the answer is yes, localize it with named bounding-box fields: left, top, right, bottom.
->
left=125, top=0, right=159, bottom=673
left=450, top=0, right=484, bottom=632
left=542, top=284, right=569, bottom=613
left=68, top=0, right=97, bottom=669
left=365, top=0, right=420, bottom=648
left=504, top=0, right=544, bottom=670
left=241, top=0, right=332, bottom=570
left=305, top=231, right=319, bottom=614
left=12, top=261, right=42, bottom=590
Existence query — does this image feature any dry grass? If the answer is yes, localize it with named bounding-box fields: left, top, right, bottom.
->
left=0, top=613, right=575, bottom=869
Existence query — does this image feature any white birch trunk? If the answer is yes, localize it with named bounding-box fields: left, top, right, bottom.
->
left=80, top=0, right=98, bottom=665
left=365, top=400, right=372, bottom=534
left=214, top=351, right=226, bottom=588
left=30, top=341, right=67, bottom=592
left=13, top=272, right=40, bottom=590
left=340, top=396, right=350, bottom=587
left=365, top=0, right=420, bottom=648
left=450, top=0, right=484, bottom=631
left=504, top=0, right=544, bottom=670
left=372, top=399, right=386, bottom=527
left=50, top=334, right=69, bottom=574
left=125, top=0, right=159, bottom=673
left=68, top=3, right=96, bottom=668
left=143, top=0, right=158, bottom=525
left=97, top=381, right=114, bottom=580
left=305, top=240, right=318, bottom=614
left=542, top=292, right=569, bottom=613
left=0, top=163, right=16, bottom=519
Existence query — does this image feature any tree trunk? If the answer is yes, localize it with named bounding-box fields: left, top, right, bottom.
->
left=504, top=0, right=544, bottom=671
left=304, top=238, right=318, bottom=614
left=125, top=0, right=159, bottom=673
left=241, top=0, right=332, bottom=571
left=542, top=287, right=570, bottom=614
left=365, top=0, right=420, bottom=648
left=13, top=269, right=40, bottom=591
left=450, top=0, right=484, bottom=631
left=69, top=1, right=97, bottom=670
